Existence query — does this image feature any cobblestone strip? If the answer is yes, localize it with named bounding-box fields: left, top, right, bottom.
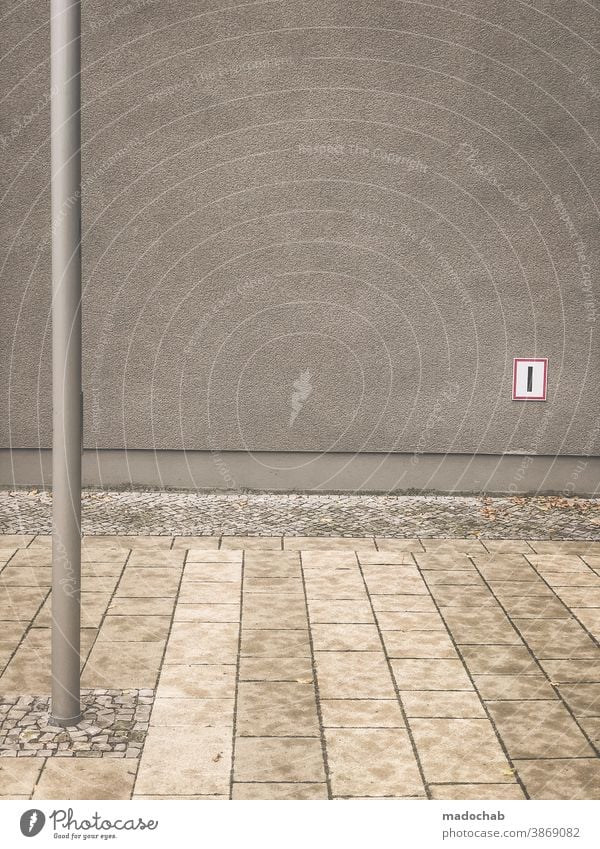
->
left=133, top=547, right=240, bottom=799
left=231, top=550, right=326, bottom=799
left=2, top=491, right=600, bottom=539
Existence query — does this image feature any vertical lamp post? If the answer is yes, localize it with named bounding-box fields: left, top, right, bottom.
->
left=50, top=0, right=82, bottom=727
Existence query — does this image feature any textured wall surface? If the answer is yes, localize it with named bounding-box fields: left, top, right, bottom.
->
left=1, top=0, right=599, bottom=461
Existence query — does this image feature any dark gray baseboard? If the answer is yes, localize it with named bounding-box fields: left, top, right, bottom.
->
left=0, top=449, right=598, bottom=496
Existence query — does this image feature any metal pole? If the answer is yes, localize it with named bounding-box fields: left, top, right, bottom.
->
left=50, top=0, right=82, bottom=727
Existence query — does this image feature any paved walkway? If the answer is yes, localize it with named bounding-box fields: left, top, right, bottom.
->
left=0, top=535, right=599, bottom=800
left=1, top=490, right=600, bottom=538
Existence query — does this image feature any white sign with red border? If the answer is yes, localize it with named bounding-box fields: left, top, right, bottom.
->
left=512, top=358, right=548, bottom=401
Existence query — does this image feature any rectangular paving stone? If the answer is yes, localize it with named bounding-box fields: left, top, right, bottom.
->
left=241, top=629, right=309, bottom=658
left=392, top=658, right=473, bottom=691
left=285, top=537, right=372, bottom=550
left=221, top=536, right=281, bottom=549
left=421, top=540, right=488, bottom=553
left=422, top=571, right=486, bottom=587
left=0, top=628, right=96, bottom=692
left=382, top=630, right=457, bottom=659
left=81, top=562, right=124, bottom=577
left=236, top=681, right=319, bottom=736
left=582, top=555, right=600, bottom=569
left=93, top=535, right=172, bottom=550
left=135, top=727, right=232, bottom=795
left=460, top=645, right=538, bottom=675
left=0, top=567, right=51, bottom=587
left=83, top=640, right=165, bottom=689
left=431, top=783, right=525, bottom=799
left=232, top=782, right=327, bottom=799
left=513, top=618, right=599, bottom=659
left=544, top=573, right=599, bottom=588
left=0, top=622, right=26, bottom=642
left=95, top=546, right=161, bottom=567
left=376, top=539, right=424, bottom=552
left=475, top=562, right=540, bottom=582
left=372, top=594, right=438, bottom=612
left=184, top=563, right=241, bottom=582
left=487, top=580, right=554, bottom=598
left=401, top=690, right=487, bottom=718
left=164, top=622, right=239, bottom=664
left=528, top=555, right=594, bottom=573
left=0, top=535, right=34, bottom=548
left=528, top=542, right=600, bottom=555
left=315, top=651, right=396, bottom=699
left=307, top=598, right=374, bottom=623
left=171, top=536, right=221, bottom=550
left=428, top=585, right=497, bottom=608
left=243, top=576, right=303, bottom=595
left=6, top=550, right=52, bottom=567
left=500, top=596, right=570, bottom=619
left=98, top=615, right=172, bottom=642
left=486, top=701, right=594, bottom=759
left=303, top=573, right=367, bottom=599
left=150, top=697, right=235, bottom=727
left=320, top=699, right=404, bottom=728
left=174, top=603, right=240, bottom=623
left=483, top=541, right=535, bottom=554
left=178, top=582, right=240, bottom=604
left=34, top=759, right=137, bottom=800
left=243, top=557, right=301, bottom=578
left=234, top=737, right=325, bottom=782
left=0, top=758, right=43, bottom=796
left=375, top=611, right=445, bottom=631
left=545, top=588, right=600, bottom=607
left=239, top=655, right=313, bottom=682
left=572, top=607, right=600, bottom=637
left=515, top=758, right=600, bottom=800
left=187, top=550, right=243, bottom=563
left=157, top=664, right=236, bottom=698
left=108, top=597, right=175, bottom=615
left=410, top=718, right=513, bottom=784
left=325, top=728, right=424, bottom=797
left=539, top=659, right=600, bottom=684
left=116, top=567, right=181, bottom=598
left=300, top=551, right=358, bottom=568
left=558, top=683, right=600, bottom=717
left=357, top=551, right=415, bottom=565
left=413, top=553, right=476, bottom=570
left=242, top=594, right=306, bottom=629
left=440, top=611, right=520, bottom=645
left=363, top=574, right=427, bottom=595
left=311, top=623, right=381, bottom=652
left=472, top=673, right=558, bottom=701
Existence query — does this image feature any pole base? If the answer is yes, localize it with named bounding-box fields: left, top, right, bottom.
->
left=48, top=713, right=83, bottom=728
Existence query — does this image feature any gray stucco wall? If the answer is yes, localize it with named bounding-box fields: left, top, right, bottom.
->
left=1, top=2, right=599, bottom=482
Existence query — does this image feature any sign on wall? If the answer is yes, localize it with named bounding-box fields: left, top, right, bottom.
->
left=512, top=358, right=548, bottom=401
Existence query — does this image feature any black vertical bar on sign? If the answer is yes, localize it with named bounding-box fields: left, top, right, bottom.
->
left=527, top=366, right=533, bottom=392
